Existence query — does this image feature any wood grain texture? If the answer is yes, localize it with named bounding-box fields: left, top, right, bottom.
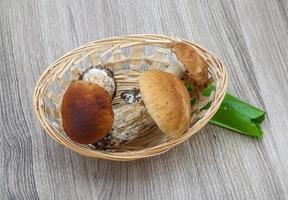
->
left=0, top=0, right=288, bottom=199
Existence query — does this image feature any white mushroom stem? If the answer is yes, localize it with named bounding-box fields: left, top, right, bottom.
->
left=112, top=103, right=155, bottom=142
left=164, top=62, right=186, bottom=78
left=93, top=102, right=156, bottom=149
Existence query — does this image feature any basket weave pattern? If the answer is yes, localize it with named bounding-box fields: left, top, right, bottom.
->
left=34, top=34, right=228, bottom=161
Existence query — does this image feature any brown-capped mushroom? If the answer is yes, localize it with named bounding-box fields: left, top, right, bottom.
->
left=61, top=80, right=114, bottom=144
left=168, top=42, right=208, bottom=87
left=139, top=70, right=191, bottom=138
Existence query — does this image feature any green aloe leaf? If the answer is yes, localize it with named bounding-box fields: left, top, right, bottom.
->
left=187, top=84, right=266, bottom=138
left=209, top=93, right=266, bottom=138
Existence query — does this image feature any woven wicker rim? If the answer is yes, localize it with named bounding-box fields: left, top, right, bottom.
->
left=34, top=34, right=228, bottom=161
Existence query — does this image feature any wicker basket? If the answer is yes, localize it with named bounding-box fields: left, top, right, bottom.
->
left=33, top=34, right=228, bottom=161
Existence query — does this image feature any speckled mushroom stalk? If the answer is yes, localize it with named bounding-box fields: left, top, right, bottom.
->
left=93, top=102, right=156, bottom=149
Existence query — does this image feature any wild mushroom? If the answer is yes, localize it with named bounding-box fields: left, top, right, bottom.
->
left=93, top=70, right=192, bottom=149
left=139, top=70, right=191, bottom=138
left=168, top=42, right=209, bottom=87
left=61, top=80, right=114, bottom=144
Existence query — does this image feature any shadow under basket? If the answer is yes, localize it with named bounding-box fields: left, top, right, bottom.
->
left=34, top=34, right=228, bottom=161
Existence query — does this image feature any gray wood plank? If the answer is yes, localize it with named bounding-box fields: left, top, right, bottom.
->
left=0, top=0, right=288, bottom=199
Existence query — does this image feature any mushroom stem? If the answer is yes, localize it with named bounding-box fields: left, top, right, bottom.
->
left=164, top=64, right=185, bottom=79
left=93, top=102, right=156, bottom=149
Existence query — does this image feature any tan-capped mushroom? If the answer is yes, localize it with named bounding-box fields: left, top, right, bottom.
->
left=61, top=80, right=114, bottom=144
left=139, top=70, right=191, bottom=138
left=168, top=42, right=208, bottom=87
left=93, top=69, right=192, bottom=149
left=93, top=65, right=194, bottom=149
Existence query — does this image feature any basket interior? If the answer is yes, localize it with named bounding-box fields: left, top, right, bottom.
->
left=36, top=36, right=224, bottom=154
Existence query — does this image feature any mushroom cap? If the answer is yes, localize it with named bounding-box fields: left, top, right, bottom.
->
left=139, top=70, right=191, bottom=138
left=169, top=42, right=208, bottom=86
left=61, top=80, right=114, bottom=144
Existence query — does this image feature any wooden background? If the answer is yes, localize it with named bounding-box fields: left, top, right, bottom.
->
left=1, top=0, right=288, bottom=199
